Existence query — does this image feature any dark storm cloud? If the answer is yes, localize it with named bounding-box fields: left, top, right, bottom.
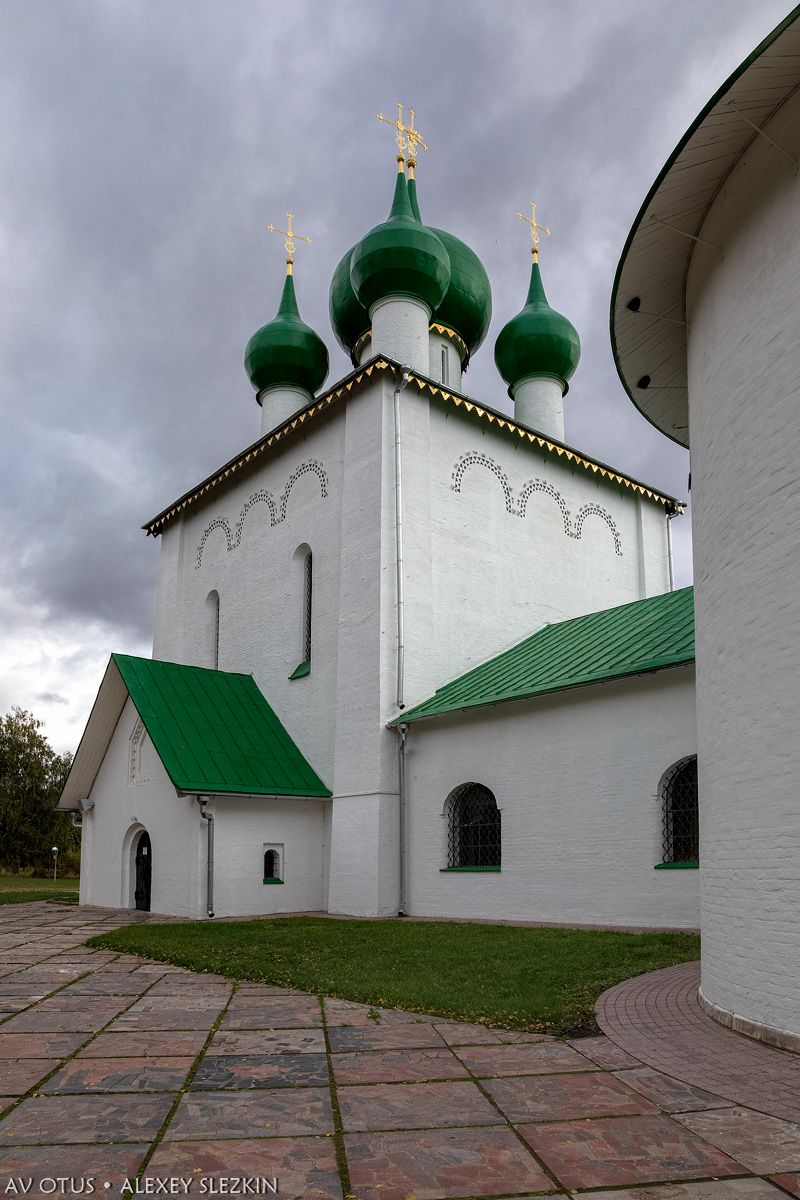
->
left=0, top=0, right=791, bottom=745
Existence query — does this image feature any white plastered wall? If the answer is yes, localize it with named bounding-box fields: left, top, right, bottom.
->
left=144, top=364, right=675, bottom=920
left=204, top=795, right=327, bottom=919
left=80, top=698, right=200, bottom=916
left=404, top=667, right=698, bottom=928
left=397, top=386, right=673, bottom=714
left=153, top=415, right=347, bottom=788
left=686, top=87, right=800, bottom=1039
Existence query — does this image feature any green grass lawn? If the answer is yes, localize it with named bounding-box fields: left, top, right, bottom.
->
left=0, top=875, right=79, bottom=905
left=90, top=917, right=700, bottom=1035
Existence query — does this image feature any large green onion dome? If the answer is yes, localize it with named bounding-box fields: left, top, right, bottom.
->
left=494, top=258, right=580, bottom=395
left=430, top=229, right=492, bottom=359
left=350, top=169, right=450, bottom=316
left=329, top=245, right=370, bottom=358
left=408, top=176, right=492, bottom=361
left=245, top=269, right=329, bottom=397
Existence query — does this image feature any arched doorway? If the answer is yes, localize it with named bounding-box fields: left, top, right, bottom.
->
left=134, top=831, right=152, bottom=911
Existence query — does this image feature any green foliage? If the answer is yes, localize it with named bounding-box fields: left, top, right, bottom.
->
left=0, top=708, right=78, bottom=872
left=90, top=917, right=700, bottom=1035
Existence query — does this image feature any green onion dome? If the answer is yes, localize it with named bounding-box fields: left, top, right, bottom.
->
left=245, top=269, right=329, bottom=397
left=494, top=259, right=580, bottom=395
left=350, top=169, right=450, bottom=316
left=329, top=245, right=370, bottom=358
left=407, top=176, right=492, bottom=361
left=429, top=229, right=491, bottom=360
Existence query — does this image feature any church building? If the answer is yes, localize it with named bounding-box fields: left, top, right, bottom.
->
left=59, top=112, right=699, bottom=930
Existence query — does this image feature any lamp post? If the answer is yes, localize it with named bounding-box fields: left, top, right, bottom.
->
left=52, top=846, right=59, bottom=882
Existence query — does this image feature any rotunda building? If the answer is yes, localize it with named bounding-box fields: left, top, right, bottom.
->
left=612, top=10, right=800, bottom=1048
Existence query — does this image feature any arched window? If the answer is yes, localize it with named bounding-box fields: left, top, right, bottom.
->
left=661, top=756, right=699, bottom=863
left=447, top=783, right=501, bottom=868
left=263, top=849, right=280, bottom=880
left=302, top=551, right=313, bottom=663
left=206, top=590, right=220, bottom=669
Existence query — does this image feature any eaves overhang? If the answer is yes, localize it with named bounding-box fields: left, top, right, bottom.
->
left=143, top=358, right=682, bottom=537
left=610, top=7, right=800, bottom=448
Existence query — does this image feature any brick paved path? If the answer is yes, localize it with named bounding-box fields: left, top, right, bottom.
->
left=597, top=963, right=800, bottom=1125
left=1, top=904, right=800, bottom=1200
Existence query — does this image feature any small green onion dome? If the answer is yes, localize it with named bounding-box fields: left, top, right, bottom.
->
left=245, top=270, right=329, bottom=397
left=494, top=259, right=580, bottom=395
left=329, top=245, right=370, bottom=358
left=350, top=170, right=450, bottom=316
left=407, top=176, right=492, bottom=360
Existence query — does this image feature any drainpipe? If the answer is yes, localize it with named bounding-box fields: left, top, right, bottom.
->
left=392, top=369, right=411, bottom=918
left=666, top=510, right=676, bottom=592
left=69, top=799, right=94, bottom=829
left=393, top=368, right=411, bottom=709
left=397, top=723, right=409, bottom=916
left=197, top=797, right=215, bottom=918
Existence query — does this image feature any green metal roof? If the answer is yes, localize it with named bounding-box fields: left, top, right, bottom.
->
left=394, top=587, right=695, bottom=725
left=112, top=654, right=331, bottom=797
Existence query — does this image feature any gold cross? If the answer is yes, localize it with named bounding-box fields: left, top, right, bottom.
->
left=267, top=212, right=312, bottom=272
left=377, top=102, right=429, bottom=172
left=515, top=201, right=551, bottom=261
left=404, top=107, right=429, bottom=175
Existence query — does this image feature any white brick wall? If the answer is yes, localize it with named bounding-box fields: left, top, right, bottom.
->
left=80, top=698, right=327, bottom=919
left=131, top=350, right=676, bottom=919
left=686, top=87, right=800, bottom=1038
left=404, top=668, right=699, bottom=928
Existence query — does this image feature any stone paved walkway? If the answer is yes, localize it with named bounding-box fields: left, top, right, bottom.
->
left=0, top=905, right=799, bottom=1200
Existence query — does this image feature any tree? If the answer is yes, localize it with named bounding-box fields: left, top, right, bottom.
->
left=0, top=708, right=77, bottom=872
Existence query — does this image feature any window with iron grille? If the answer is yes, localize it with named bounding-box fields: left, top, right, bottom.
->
left=303, top=552, right=313, bottom=662
left=447, top=783, right=501, bottom=868
left=661, top=756, right=699, bottom=863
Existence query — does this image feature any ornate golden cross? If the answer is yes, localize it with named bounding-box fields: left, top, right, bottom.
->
left=515, top=201, right=551, bottom=261
left=404, top=108, right=429, bottom=176
left=267, top=212, right=312, bottom=272
left=377, top=102, right=429, bottom=171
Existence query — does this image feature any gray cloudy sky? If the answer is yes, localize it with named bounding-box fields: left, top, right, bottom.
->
left=0, top=0, right=790, bottom=752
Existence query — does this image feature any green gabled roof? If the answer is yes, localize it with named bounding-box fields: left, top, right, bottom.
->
left=394, top=587, right=695, bottom=725
left=112, top=654, right=331, bottom=797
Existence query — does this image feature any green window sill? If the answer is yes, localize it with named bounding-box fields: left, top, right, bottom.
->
left=289, top=660, right=310, bottom=681
left=263, top=877, right=284, bottom=884
left=654, top=860, right=699, bottom=870
left=440, top=866, right=501, bottom=873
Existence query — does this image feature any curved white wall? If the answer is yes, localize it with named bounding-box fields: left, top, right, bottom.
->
left=686, top=88, right=800, bottom=1043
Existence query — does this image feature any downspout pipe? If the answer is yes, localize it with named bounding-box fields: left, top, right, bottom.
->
left=392, top=369, right=411, bottom=917
left=666, top=510, right=676, bottom=592
left=397, top=722, right=408, bottom=916
left=393, top=368, right=411, bottom=710
left=197, top=797, right=215, bottom=918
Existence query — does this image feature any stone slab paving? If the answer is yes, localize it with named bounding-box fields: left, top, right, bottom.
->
left=1, top=906, right=800, bottom=1200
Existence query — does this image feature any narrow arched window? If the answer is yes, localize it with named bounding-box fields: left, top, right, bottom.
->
left=302, top=552, right=313, bottom=663
left=661, top=756, right=699, bottom=863
left=447, top=783, right=501, bottom=868
left=206, top=591, right=220, bottom=669
left=263, top=849, right=279, bottom=880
